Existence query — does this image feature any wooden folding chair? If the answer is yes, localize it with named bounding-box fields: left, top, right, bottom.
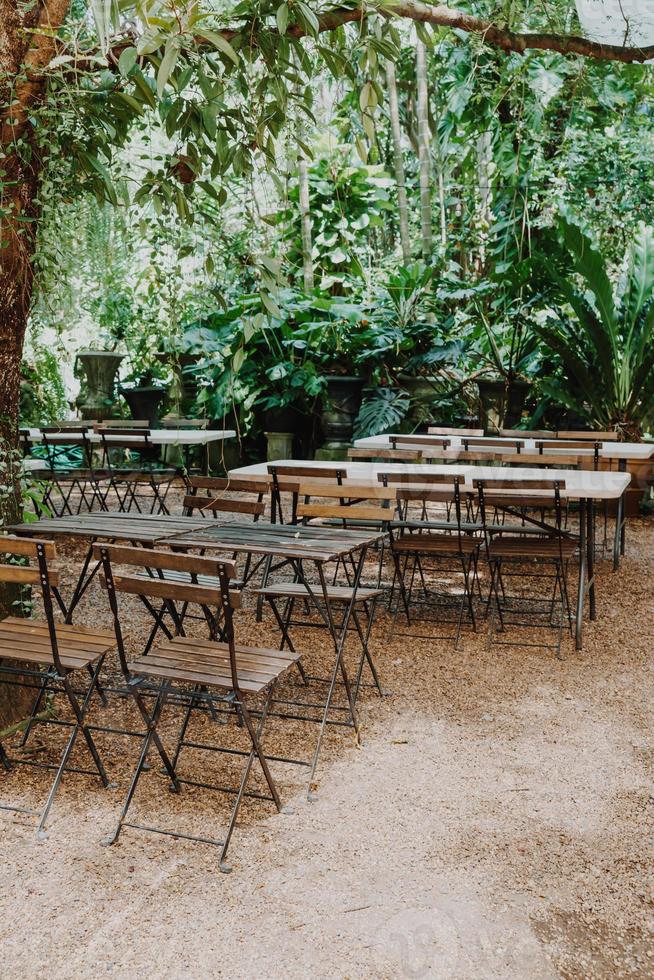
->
left=97, top=543, right=301, bottom=871
left=475, top=479, right=577, bottom=656
left=0, top=536, right=114, bottom=835
left=94, top=426, right=176, bottom=514
left=266, top=464, right=348, bottom=525
left=389, top=435, right=451, bottom=453
left=257, top=482, right=395, bottom=700
left=37, top=426, right=108, bottom=516
left=383, top=476, right=482, bottom=648
left=347, top=447, right=424, bottom=463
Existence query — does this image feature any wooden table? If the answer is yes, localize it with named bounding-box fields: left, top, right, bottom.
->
left=158, top=520, right=386, bottom=796
left=25, top=427, right=236, bottom=448
left=229, top=459, right=632, bottom=650
left=10, top=513, right=210, bottom=621
left=353, top=432, right=654, bottom=462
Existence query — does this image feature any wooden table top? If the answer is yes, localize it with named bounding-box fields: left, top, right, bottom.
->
left=229, top=460, right=631, bottom=500
left=354, top=433, right=654, bottom=461
left=25, top=428, right=236, bottom=446
left=9, top=513, right=210, bottom=545
left=157, top=520, right=385, bottom=562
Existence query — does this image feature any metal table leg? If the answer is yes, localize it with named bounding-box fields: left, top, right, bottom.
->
left=575, top=498, right=587, bottom=650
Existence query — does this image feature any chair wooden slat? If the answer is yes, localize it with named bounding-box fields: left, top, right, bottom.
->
left=183, top=494, right=265, bottom=516
left=92, top=543, right=237, bottom=579
left=101, top=573, right=241, bottom=608
left=0, top=565, right=59, bottom=586
left=0, top=535, right=56, bottom=559
left=557, top=430, right=618, bottom=441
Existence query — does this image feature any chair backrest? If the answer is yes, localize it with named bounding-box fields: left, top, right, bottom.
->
left=389, top=435, right=451, bottom=450
left=473, top=479, right=567, bottom=538
left=94, top=544, right=242, bottom=686
left=500, top=429, right=555, bottom=439
left=95, top=426, right=152, bottom=455
left=295, top=482, right=397, bottom=524
left=0, top=535, right=63, bottom=670
left=462, top=437, right=525, bottom=451
left=377, top=470, right=465, bottom=486
left=267, top=464, right=348, bottom=523
left=183, top=476, right=265, bottom=519
left=267, top=464, right=347, bottom=482
left=99, top=419, right=150, bottom=429
left=427, top=426, right=484, bottom=437
left=536, top=439, right=600, bottom=468
left=347, top=447, right=424, bottom=462
left=39, top=426, right=92, bottom=467
left=557, top=429, right=618, bottom=441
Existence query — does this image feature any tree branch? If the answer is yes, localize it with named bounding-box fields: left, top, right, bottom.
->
left=388, top=0, right=654, bottom=62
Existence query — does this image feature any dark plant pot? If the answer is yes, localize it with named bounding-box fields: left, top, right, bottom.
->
left=74, top=351, right=124, bottom=421
left=263, top=406, right=301, bottom=433
left=477, top=379, right=531, bottom=432
left=398, top=374, right=441, bottom=430
left=120, top=386, right=167, bottom=427
left=321, top=376, right=366, bottom=444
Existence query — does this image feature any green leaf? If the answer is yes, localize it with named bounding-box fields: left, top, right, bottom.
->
left=276, top=3, right=289, bottom=35
left=195, top=29, right=239, bottom=66
left=118, top=46, right=138, bottom=77
left=295, top=1, right=319, bottom=36
left=157, top=40, right=180, bottom=97
left=232, top=348, right=246, bottom=373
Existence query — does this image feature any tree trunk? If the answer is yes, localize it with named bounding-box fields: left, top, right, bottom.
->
left=0, top=152, right=40, bottom=729
left=0, top=0, right=64, bottom=728
left=385, top=59, right=411, bottom=263
left=297, top=152, right=314, bottom=292
left=415, top=38, right=433, bottom=262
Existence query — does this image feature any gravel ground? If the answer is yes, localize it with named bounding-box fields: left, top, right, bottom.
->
left=0, top=511, right=652, bottom=979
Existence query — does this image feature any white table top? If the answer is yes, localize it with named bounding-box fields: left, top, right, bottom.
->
left=354, top=433, right=654, bottom=461
left=230, top=459, right=631, bottom=501
left=26, top=428, right=235, bottom=446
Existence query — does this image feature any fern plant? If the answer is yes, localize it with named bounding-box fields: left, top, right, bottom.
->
left=536, top=217, right=654, bottom=438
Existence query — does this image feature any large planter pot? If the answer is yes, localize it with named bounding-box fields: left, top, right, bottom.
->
left=120, top=386, right=167, bottom=427
left=477, top=379, right=531, bottom=432
left=265, top=431, right=294, bottom=461
left=321, top=376, right=366, bottom=444
left=398, top=374, right=441, bottom=430
left=74, top=351, right=124, bottom=421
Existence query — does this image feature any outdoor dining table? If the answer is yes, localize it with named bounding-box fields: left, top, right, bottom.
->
left=155, top=520, right=386, bottom=797
left=228, top=459, right=632, bottom=650
left=9, top=513, right=212, bottom=622
left=24, top=427, right=237, bottom=476
left=353, top=432, right=654, bottom=462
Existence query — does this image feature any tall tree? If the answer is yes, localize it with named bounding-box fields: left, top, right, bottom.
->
left=415, top=37, right=433, bottom=261
left=385, top=58, right=411, bottom=263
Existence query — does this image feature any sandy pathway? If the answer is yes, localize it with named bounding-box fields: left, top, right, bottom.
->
left=1, top=519, right=653, bottom=978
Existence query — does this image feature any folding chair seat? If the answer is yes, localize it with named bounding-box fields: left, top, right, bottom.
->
left=0, top=536, right=113, bottom=836
left=476, top=479, right=577, bottom=656
left=96, top=543, right=301, bottom=871
left=487, top=537, right=577, bottom=560
left=391, top=534, right=479, bottom=554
